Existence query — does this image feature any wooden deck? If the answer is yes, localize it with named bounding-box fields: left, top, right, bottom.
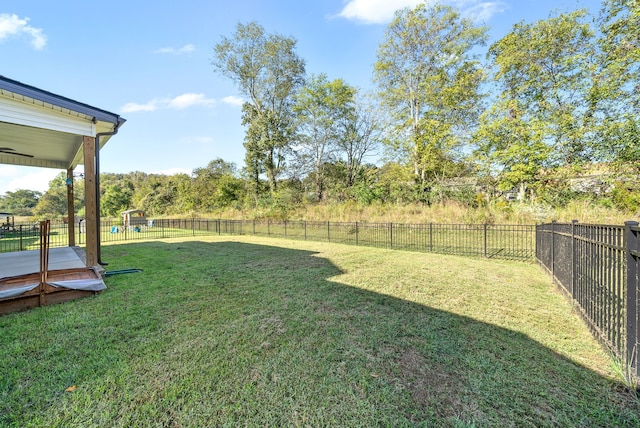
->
left=0, top=247, right=106, bottom=316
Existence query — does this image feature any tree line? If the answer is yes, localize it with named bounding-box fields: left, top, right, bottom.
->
left=2, top=1, right=639, bottom=219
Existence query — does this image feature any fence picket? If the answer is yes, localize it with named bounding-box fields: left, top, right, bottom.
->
left=537, top=221, right=639, bottom=388
left=625, top=222, right=639, bottom=383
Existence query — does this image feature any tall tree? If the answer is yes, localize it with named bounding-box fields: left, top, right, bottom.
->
left=293, top=74, right=356, bottom=200
left=338, top=93, right=381, bottom=188
left=374, top=4, right=487, bottom=186
left=212, top=22, right=305, bottom=194
left=595, top=0, right=640, bottom=170
left=488, top=10, right=597, bottom=167
left=473, top=99, right=549, bottom=199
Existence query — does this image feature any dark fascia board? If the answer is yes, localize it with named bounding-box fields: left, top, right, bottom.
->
left=0, top=75, right=125, bottom=126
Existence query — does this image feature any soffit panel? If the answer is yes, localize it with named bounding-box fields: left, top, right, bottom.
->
left=0, top=121, right=83, bottom=169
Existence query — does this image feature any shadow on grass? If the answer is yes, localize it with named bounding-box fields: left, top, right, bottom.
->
left=1, top=239, right=638, bottom=427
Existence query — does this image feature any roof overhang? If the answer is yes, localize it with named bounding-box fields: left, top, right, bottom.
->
left=0, top=75, right=125, bottom=170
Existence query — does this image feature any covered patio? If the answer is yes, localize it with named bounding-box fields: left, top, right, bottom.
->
left=0, top=75, right=125, bottom=314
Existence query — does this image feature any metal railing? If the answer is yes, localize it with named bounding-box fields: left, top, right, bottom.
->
left=537, top=221, right=639, bottom=386
left=0, top=221, right=68, bottom=253
left=1, top=219, right=535, bottom=262
left=241, top=220, right=534, bottom=261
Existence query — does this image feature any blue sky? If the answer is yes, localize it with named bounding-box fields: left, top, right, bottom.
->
left=0, top=0, right=602, bottom=195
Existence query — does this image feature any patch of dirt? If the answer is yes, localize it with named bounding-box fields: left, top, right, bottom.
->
left=390, top=346, right=481, bottom=422
left=259, top=316, right=286, bottom=335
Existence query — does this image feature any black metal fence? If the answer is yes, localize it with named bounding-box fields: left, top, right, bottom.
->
left=537, top=221, right=639, bottom=386
left=237, top=220, right=534, bottom=261
left=1, top=219, right=536, bottom=262
left=81, top=218, right=244, bottom=245
left=0, top=221, right=68, bottom=253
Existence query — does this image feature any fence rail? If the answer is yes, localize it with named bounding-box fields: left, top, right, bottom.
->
left=242, top=220, right=535, bottom=261
left=1, top=218, right=536, bottom=262
left=537, top=221, right=639, bottom=386
left=0, top=222, right=67, bottom=253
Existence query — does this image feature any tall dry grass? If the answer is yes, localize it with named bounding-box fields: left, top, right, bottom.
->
left=206, top=201, right=639, bottom=225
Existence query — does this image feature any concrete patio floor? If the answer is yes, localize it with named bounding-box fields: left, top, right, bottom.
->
left=0, top=247, right=87, bottom=278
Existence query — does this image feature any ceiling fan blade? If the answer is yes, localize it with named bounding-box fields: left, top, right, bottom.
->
left=0, top=149, right=34, bottom=158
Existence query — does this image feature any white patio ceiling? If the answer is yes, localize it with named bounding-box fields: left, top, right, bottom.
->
left=0, top=76, right=125, bottom=170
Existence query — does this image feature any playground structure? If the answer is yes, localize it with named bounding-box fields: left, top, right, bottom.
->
left=122, top=209, right=146, bottom=228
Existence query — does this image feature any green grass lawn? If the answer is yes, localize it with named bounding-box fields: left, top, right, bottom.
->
left=1, top=236, right=638, bottom=427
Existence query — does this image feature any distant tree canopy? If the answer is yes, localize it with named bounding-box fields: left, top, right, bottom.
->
left=0, top=189, right=41, bottom=216
left=32, top=172, right=82, bottom=219
left=595, top=0, right=640, bottom=171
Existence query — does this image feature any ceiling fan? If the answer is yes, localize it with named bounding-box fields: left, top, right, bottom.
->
left=0, top=147, right=34, bottom=158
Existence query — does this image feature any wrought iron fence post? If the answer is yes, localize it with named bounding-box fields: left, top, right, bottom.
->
left=327, top=221, right=330, bottom=242
left=551, top=221, right=556, bottom=280
left=390, top=222, right=393, bottom=249
left=253, top=219, right=256, bottom=236
left=625, top=221, right=639, bottom=384
left=268, top=219, right=271, bottom=236
left=284, top=220, right=287, bottom=238
left=355, top=222, right=359, bottom=246
left=483, top=223, right=488, bottom=258
left=304, top=221, right=307, bottom=240
left=429, top=223, right=433, bottom=252
left=218, top=219, right=221, bottom=235
left=571, top=220, right=578, bottom=298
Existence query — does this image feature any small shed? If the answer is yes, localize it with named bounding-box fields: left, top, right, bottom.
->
left=122, top=209, right=146, bottom=227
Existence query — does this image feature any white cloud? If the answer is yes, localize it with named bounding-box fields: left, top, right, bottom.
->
left=0, top=166, right=61, bottom=195
left=168, top=93, right=215, bottom=109
left=336, top=0, right=425, bottom=24
left=120, top=93, right=215, bottom=113
left=221, top=95, right=243, bottom=107
left=0, top=13, right=47, bottom=49
left=121, top=100, right=159, bottom=113
left=336, top=0, right=505, bottom=24
left=457, top=1, right=506, bottom=22
left=154, top=44, right=196, bottom=54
